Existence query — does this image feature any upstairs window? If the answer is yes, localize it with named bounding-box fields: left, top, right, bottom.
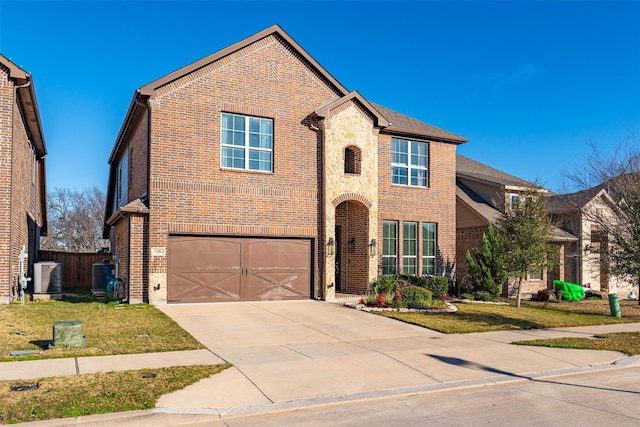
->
left=344, top=146, right=361, bottom=175
left=392, top=138, right=428, bottom=187
left=221, top=113, right=273, bottom=172
left=115, top=150, right=129, bottom=211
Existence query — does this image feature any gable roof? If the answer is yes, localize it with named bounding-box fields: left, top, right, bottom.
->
left=0, top=54, right=47, bottom=158
left=313, top=91, right=389, bottom=128
left=457, top=181, right=576, bottom=242
left=456, top=154, right=544, bottom=190
left=373, top=103, right=467, bottom=144
left=139, top=24, right=348, bottom=97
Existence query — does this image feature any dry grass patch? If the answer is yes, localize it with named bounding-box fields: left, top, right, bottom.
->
left=1, top=364, right=231, bottom=424
left=1, top=300, right=203, bottom=362
left=377, top=300, right=640, bottom=334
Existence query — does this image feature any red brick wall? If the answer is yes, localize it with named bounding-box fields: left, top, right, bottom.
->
left=0, top=66, right=12, bottom=300
left=128, top=214, right=147, bottom=303
left=0, top=66, right=45, bottom=302
left=378, top=134, right=458, bottom=277
left=129, top=114, right=149, bottom=202
left=456, top=225, right=486, bottom=280
left=145, top=35, right=342, bottom=296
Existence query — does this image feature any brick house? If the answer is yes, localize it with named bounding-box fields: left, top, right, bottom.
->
left=548, top=185, right=635, bottom=298
left=103, top=25, right=467, bottom=304
left=0, top=54, right=48, bottom=303
left=456, top=154, right=576, bottom=297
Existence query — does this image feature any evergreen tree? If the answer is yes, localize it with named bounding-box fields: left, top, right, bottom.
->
left=497, top=187, right=557, bottom=308
left=465, top=222, right=506, bottom=298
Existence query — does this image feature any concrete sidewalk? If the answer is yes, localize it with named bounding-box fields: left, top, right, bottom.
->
left=3, top=300, right=640, bottom=424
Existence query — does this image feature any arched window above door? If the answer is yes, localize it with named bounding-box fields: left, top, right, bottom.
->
left=344, top=146, right=361, bottom=175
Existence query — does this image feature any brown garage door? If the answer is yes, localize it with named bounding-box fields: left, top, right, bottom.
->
left=168, top=236, right=311, bottom=303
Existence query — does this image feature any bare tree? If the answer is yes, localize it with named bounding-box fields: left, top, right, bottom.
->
left=563, top=133, right=640, bottom=304
left=41, top=186, right=109, bottom=253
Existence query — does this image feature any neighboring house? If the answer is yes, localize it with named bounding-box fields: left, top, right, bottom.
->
left=456, top=155, right=576, bottom=297
left=0, top=54, right=48, bottom=303
left=103, top=25, right=467, bottom=304
left=548, top=185, right=634, bottom=298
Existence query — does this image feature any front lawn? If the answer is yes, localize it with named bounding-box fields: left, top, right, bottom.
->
left=1, top=364, right=231, bottom=424
left=376, top=299, right=640, bottom=334
left=1, top=299, right=204, bottom=362
left=513, top=332, right=640, bottom=355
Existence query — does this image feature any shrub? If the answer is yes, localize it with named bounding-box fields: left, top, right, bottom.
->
left=374, top=275, right=397, bottom=295
left=375, top=294, right=387, bottom=307
left=401, top=285, right=433, bottom=303
left=397, top=274, right=428, bottom=288
left=473, top=291, right=494, bottom=301
left=364, top=291, right=377, bottom=305
left=427, top=276, right=449, bottom=299
left=537, top=288, right=550, bottom=302
left=461, top=293, right=475, bottom=300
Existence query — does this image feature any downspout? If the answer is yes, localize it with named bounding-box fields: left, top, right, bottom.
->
left=134, top=93, right=151, bottom=303
left=309, top=115, right=323, bottom=299
left=9, top=79, right=32, bottom=301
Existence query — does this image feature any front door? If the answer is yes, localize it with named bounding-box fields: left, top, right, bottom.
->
left=335, top=225, right=342, bottom=292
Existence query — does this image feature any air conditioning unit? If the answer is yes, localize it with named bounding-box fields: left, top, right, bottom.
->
left=33, top=261, right=63, bottom=294
left=92, top=263, right=116, bottom=295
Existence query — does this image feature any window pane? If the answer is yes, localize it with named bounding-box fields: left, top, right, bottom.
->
left=249, top=150, right=272, bottom=171
left=411, top=142, right=427, bottom=167
left=392, top=167, right=408, bottom=185
left=422, top=258, right=435, bottom=276
left=382, top=257, right=397, bottom=275
left=392, top=138, right=408, bottom=165
left=403, top=258, right=416, bottom=275
left=411, top=169, right=427, bottom=187
left=233, top=115, right=245, bottom=131
left=221, top=113, right=234, bottom=130
left=249, top=117, right=260, bottom=133
left=222, top=147, right=245, bottom=169
left=261, top=120, right=272, bottom=134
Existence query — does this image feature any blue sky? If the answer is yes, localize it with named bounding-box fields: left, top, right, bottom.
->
left=1, top=1, right=639, bottom=194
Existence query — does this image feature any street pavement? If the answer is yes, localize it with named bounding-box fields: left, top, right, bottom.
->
left=3, top=300, right=640, bottom=426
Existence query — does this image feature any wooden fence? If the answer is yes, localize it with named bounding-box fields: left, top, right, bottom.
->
left=38, top=251, right=113, bottom=290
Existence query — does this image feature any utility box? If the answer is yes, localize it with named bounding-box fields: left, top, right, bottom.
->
left=51, top=320, right=86, bottom=348
left=34, top=262, right=63, bottom=294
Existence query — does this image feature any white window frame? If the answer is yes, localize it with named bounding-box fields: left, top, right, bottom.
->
left=382, top=220, right=398, bottom=275
left=221, top=113, right=273, bottom=172
left=392, top=138, right=428, bottom=187
left=402, top=222, right=418, bottom=274
left=422, top=223, right=437, bottom=276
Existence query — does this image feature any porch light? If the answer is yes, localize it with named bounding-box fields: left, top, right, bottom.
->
left=369, top=239, right=377, bottom=257
left=327, top=238, right=335, bottom=256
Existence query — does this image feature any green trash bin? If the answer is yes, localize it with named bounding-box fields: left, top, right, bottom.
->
left=608, top=293, right=621, bottom=318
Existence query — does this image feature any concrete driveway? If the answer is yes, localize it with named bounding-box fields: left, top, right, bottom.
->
left=157, top=300, right=629, bottom=415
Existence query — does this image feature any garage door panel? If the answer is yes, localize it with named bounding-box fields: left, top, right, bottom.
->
left=246, top=240, right=310, bottom=268
left=169, top=237, right=242, bottom=270
left=168, top=236, right=311, bottom=303
left=169, top=272, right=241, bottom=303
left=245, top=271, right=310, bottom=300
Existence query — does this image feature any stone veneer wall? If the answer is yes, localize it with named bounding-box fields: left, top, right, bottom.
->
left=323, top=102, right=379, bottom=299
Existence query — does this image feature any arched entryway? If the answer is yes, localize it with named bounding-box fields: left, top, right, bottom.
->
left=334, top=200, right=369, bottom=294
